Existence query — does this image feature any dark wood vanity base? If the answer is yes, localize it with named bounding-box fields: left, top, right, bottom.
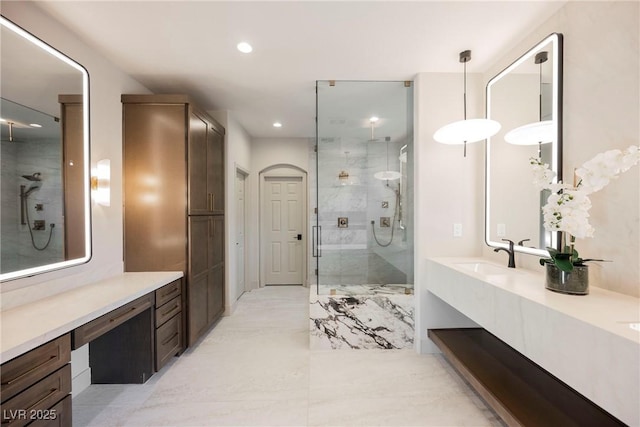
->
left=1, top=335, right=72, bottom=427
left=428, top=328, right=625, bottom=427
left=1, top=273, right=184, bottom=426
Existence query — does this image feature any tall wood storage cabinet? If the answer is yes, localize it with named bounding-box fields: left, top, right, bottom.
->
left=122, top=95, right=225, bottom=347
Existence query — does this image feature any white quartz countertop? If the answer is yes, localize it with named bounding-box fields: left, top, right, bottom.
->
left=429, top=257, right=640, bottom=344
left=0, top=271, right=183, bottom=364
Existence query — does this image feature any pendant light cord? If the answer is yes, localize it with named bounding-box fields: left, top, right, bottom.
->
left=463, top=60, right=467, bottom=121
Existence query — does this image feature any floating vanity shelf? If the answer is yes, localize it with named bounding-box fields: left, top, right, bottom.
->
left=425, top=257, right=640, bottom=425
left=429, top=328, right=625, bottom=427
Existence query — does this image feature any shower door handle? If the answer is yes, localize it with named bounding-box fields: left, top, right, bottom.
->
left=312, top=226, right=322, bottom=257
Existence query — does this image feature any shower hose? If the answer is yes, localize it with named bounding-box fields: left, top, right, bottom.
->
left=23, top=197, right=54, bottom=251
left=371, top=188, right=399, bottom=248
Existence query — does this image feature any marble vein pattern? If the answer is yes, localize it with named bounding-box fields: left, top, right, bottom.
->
left=310, top=289, right=414, bottom=350
left=73, top=286, right=502, bottom=426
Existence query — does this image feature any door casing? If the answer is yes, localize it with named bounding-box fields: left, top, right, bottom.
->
left=259, top=165, right=308, bottom=287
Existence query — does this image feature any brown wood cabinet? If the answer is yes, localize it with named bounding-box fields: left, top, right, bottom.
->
left=155, top=280, right=183, bottom=370
left=1, top=335, right=72, bottom=427
left=122, top=94, right=225, bottom=347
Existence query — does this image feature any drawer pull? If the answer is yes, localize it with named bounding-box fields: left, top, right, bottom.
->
left=1, top=355, right=56, bottom=385
left=162, top=332, right=179, bottom=346
left=161, top=304, right=179, bottom=316
left=110, top=307, right=137, bottom=323
left=161, top=287, right=179, bottom=298
left=27, top=387, right=58, bottom=412
left=2, top=387, right=60, bottom=424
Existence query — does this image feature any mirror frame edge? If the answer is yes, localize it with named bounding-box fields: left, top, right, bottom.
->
left=484, top=32, right=564, bottom=258
left=0, top=15, right=93, bottom=283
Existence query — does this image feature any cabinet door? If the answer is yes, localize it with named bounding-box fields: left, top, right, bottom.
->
left=207, top=216, right=225, bottom=324
left=124, top=103, right=187, bottom=272
left=208, top=126, right=225, bottom=214
left=208, top=264, right=225, bottom=324
left=188, top=113, right=210, bottom=215
left=188, top=216, right=209, bottom=345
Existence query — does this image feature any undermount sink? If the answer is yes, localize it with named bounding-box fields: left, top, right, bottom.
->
left=454, top=261, right=520, bottom=276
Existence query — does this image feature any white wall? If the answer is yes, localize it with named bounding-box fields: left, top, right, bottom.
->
left=1, top=2, right=151, bottom=309
left=210, top=110, right=252, bottom=313
left=248, top=138, right=311, bottom=289
left=482, top=1, right=640, bottom=298
left=414, top=72, right=486, bottom=352
left=417, top=1, right=640, bottom=357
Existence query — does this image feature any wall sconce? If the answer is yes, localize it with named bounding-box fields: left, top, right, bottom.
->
left=433, top=50, right=501, bottom=157
left=91, top=159, right=110, bottom=206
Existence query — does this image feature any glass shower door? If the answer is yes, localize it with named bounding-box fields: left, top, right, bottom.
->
left=315, top=80, right=414, bottom=295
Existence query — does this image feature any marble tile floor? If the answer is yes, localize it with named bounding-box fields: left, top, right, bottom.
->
left=73, top=286, right=503, bottom=427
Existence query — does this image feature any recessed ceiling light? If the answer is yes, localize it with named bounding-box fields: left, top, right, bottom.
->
left=273, top=122, right=282, bottom=128
left=369, top=116, right=379, bottom=123
left=29, top=123, right=42, bottom=128
left=237, top=42, right=253, bottom=53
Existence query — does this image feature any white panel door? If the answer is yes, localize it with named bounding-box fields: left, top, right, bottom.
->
left=235, top=170, right=246, bottom=299
left=264, top=177, right=303, bottom=285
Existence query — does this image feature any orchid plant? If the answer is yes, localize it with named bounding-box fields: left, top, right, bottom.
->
left=530, top=145, right=639, bottom=272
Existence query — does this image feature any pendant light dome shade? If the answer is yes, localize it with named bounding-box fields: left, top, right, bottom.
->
left=504, top=51, right=553, bottom=152
left=374, top=170, right=401, bottom=180
left=434, top=118, right=501, bottom=145
left=504, top=120, right=554, bottom=146
left=433, top=50, right=501, bottom=156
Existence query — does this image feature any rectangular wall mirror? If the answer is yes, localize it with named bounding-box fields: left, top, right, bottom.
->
left=1, top=16, right=91, bottom=282
left=485, top=33, right=563, bottom=257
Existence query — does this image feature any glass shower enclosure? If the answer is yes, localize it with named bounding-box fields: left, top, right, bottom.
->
left=314, top=80, right=414, bottom=295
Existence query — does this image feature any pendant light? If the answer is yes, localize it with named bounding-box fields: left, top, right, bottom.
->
left=433, top=50, right=501, bottom=157
left=374, top=136, right=401, bottom=181
left=504, top=51, right=554, bottom=157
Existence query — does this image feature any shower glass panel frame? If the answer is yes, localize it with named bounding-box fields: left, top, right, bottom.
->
left=314, top=80, right=414, bottom=296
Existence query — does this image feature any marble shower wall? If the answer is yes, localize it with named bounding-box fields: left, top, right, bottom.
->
left=1, top=138, right=64, bottom=273
left=311, top=135, right=413, bottom=289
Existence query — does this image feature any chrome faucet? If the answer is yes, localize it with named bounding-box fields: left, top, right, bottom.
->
left=494, top=239, right=516, bottom=268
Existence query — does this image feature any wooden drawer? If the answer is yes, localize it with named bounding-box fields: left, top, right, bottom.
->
left=73, top=294, right=154, bottom=349
left=155, top=295, right=181, bottom=327
left=28, top=394, right=71, bottom=427
left=155, top=280, right=181, bottom=307
left=1, top=365, right=71, bottom=427
left=1, top=335, right=70, bottom=403
left=155, top=314, right=182, bottom=371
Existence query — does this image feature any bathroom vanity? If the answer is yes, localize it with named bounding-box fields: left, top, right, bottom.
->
left=0, top=272, right=183, bottom=426
left=425, top=257, right=639, bottom=426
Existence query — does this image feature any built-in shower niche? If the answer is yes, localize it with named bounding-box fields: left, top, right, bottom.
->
left=0, top=98, right=65, bottom=272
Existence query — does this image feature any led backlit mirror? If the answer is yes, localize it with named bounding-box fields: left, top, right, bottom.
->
left=0, top=16, right=91, bottom=282
left=485, top=33, right=563, bottom=257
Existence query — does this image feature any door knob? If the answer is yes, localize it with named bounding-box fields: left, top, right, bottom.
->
left=297, top=234, right=302, bottom=240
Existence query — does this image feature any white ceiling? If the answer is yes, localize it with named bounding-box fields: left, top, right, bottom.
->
left=34, top=1, right=566, bottom=139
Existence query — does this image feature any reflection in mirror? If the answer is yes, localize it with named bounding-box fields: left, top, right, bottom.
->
left=485, top=33, right=563, bottom=257
left=0, top=16, right=91, bottom=282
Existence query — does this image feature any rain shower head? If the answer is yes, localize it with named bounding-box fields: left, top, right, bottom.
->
left=21, top=172, right=42, bottom=181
